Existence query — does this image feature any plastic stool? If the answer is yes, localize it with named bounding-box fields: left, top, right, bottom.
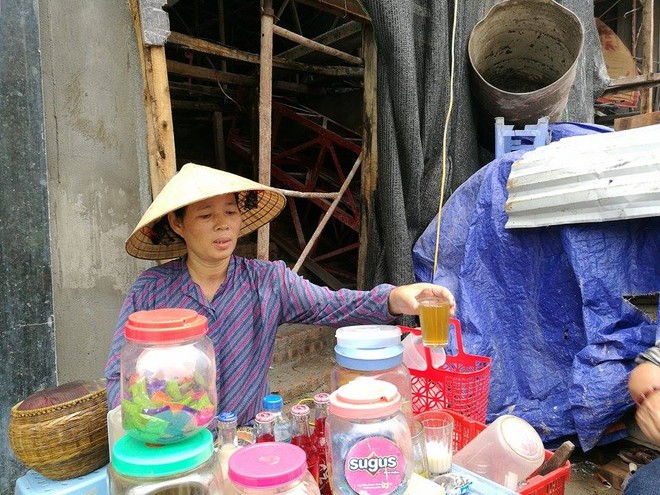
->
left=15, top=466, right=108, bottom=495
left=494, top=116, right=551, bottom=158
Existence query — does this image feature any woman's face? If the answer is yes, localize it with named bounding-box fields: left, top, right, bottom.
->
left=168, top=193, right=242, bottom=264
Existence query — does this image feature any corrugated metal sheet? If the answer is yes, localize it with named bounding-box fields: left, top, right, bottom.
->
left=505, top=124, right=660, bottom=228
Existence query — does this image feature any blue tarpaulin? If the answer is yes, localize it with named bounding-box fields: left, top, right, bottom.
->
left=412, top=123, right=660, bottom=450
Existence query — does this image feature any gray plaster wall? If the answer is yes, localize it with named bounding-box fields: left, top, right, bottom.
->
left=38, top=1, right=153, bottom=385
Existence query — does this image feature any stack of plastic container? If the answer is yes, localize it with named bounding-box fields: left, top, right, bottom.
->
left=108, top=308, right=223, bottom=495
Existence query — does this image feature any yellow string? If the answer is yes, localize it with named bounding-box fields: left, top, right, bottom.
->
left=432, top=2, right=460, bottom=276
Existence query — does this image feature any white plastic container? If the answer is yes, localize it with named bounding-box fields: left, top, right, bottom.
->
left=452, top=415, right=545, bottom=490
left=331, top=325, right=413, bottom=426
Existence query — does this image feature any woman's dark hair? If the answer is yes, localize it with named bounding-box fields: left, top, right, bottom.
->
left=147, top=192, right=259, bottom=246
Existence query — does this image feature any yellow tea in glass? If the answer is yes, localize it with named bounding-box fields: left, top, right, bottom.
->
left=418, top=298, right=450, bottom=348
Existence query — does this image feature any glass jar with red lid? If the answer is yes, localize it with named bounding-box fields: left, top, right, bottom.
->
left=120, top=308, right=217, bottom=444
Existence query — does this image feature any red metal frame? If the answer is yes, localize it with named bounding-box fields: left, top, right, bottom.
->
left=227, top=97, right=362, bottom=285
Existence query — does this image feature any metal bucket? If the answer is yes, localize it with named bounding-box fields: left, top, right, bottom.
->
left=468, top=0, right=584, bottom=126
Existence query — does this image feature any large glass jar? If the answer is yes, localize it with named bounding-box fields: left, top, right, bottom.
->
left=326, top=378, right=413, bottom=495
left=228, top=443, right=321, bottom=495
left=121, top=308, right=217, bottom=444
left=331, top=325, right=413, bottom=426
left=108, top=429, right=223, bottom=495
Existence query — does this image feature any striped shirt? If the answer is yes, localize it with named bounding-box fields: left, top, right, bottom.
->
left=104, top=255, right=395, bottom=425
left=637, top=341, right=660, bottom=367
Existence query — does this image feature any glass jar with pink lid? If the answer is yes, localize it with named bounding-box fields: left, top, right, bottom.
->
left=326, top=377, right=413, bottom=495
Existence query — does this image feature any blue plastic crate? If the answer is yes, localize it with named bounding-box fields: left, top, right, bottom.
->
left=494, top=117, right=550, bottom=158
left=15, top=466, right=108, bottom=495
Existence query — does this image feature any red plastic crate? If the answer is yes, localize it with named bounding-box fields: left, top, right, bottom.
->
left=442, top=410, right=571, bottom=495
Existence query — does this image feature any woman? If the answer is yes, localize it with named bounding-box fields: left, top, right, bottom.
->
left=625, top=342, right=660, bottom=494
left=105, top=163, right=455, bottom=425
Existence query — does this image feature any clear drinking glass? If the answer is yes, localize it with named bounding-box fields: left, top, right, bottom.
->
left=411, top=419, right=429, bottom=478
left=418, top=410, right=454, bottom=476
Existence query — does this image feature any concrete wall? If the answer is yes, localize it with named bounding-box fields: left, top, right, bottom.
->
left=39, top=0, right=153, bottom=386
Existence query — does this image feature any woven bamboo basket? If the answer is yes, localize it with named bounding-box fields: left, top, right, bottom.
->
left=9, top=380, right=109, bottom=480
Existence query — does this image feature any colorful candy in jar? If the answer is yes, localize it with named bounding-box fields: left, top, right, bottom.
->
left=121, top=308, right=217, bottom=444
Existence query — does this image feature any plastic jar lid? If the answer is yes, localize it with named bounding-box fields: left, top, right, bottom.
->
left=111, top=428, right=213, bottom=477
left=218, top=411, right=237, bottom=423
left=329, top=378, right=401, bottom=420
left=335, top=325, right=402, bottom=349
left=263, top=394, right=284, bottom=411
left=124, top=308, right=208, bottom=343
left=334, top=344, right=404, bottom=371
left=228, top=443, right=307, bottom=488
left=499, top=416, right=545, bottom=461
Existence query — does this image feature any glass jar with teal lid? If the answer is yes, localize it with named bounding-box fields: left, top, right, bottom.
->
left=330, top=325, right=413, bottom=427
left=108, top=428, right=223, bottom=495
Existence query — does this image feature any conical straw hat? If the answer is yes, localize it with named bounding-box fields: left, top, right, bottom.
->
left=125, top=163, right=286, bottom=260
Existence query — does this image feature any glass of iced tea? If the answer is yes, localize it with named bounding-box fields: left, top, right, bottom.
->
left=417, top=296, right=450, bottom=348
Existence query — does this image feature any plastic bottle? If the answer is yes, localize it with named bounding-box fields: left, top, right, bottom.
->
left=311, top=393, right=331, bottom=495
left=253, top=412, right=277, bottom=443
left=218, top=411, right=241, bottom=481
left=290, top=404, right=320, bottom=483
left=263, top=394, right=292, bottom=443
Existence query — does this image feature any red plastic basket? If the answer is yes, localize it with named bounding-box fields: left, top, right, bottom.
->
left=401, top=319, right=492, bottom=423
left=441, top=410, right=571, bottom=495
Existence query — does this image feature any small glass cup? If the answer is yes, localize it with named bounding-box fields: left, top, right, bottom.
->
left=411, top=419, right=429, bottom=478
left=417, top=410, right=454, bottom=476
left=417, top=296, right=450, bottom=348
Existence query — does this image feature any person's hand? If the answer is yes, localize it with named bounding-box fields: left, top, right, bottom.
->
left=636, top=389, right=660, bottom=445
left=387, top=283, right=456, bottom=317
left=629, top=361, right=660, bottom=444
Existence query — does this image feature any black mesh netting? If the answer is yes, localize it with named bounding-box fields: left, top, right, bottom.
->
left=360, top=0, right=609, bottom=290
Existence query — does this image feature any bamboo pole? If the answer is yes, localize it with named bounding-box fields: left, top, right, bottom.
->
left=639, top=0, right=655, bottom=113
left=277, top=21, right=361, bottom=61
left=292, top=154, right=362, bottom=273
left=272, top=25, right=363, bottom=65
left=357, top=25, right=377, bottom=289
left=258, top=0, right=275, bottom=261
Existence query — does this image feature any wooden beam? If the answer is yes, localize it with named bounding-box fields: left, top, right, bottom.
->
left=276, top=21, right=362, bottom=61
left=130, top=0, right=176, bottom=197
left=295, top=0, right=371, bottom=23
left=273, top=24, right=363, bottom=65
left=357, top=25, right=377, bottom=290
left=166, top=60, right=319, bottom=94
left=639, top=0, right=655, bottom=112
left=614, top=111, right=660, bottom=130
left=168, top=31, right=363, bottom=77
left=167, top=60, right=255, bottom=85
left=213, top=112, right=227, bottom=169
left=600, top=73, right=660, bottom=94
left=258, top=0, right=275, bottom=261
left=171, top=99, right=226, bottom=111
